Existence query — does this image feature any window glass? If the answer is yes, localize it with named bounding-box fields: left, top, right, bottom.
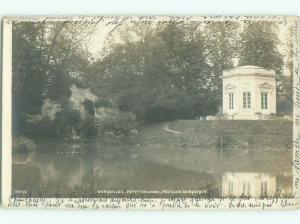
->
left=229, top=93, right=234, bottom=110
left=261, top=92, right=268, bottom=109
left=243, top=92, right=251, bottom=108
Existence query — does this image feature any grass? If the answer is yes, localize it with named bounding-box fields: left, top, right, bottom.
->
left=134, top=119, right=293, bottom=175
left=135, top=119, right=293, bottom=150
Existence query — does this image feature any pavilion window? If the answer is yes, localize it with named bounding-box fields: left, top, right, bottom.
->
left=229, top=93, right=234, bottom=110
left=243, top=92, right=251, bottom=108
left=261, top=92, right=268, bottom=109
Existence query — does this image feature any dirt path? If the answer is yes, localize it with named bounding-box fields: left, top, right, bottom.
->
left=163, top=123, right=183, bottom=134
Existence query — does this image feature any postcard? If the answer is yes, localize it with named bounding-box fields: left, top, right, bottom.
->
left=1, top=16, right=300, bottom=209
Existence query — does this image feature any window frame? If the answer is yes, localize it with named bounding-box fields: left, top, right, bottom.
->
left=229, top=92, right=234, bottom=110
left=243, top=92, right=251, bottom=109
left=261, top=92, right=268, bottom=110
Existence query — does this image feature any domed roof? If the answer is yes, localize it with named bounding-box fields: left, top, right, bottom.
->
left=223, top=65, right=275, bottom=78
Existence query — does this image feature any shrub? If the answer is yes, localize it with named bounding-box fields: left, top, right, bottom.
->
left=12, top=136, right=37, bottom=153
left=26, top=117, right=59, bottom=138
left=97, top=109, right=137, bottom=136
left=80, top=117, right=98, bottom=138
left=54, top=109, right=82, bottom=137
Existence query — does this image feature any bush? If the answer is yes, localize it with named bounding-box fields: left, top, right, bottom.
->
left=97, top=109, right=137, bottom=136
left=26, top=117, right=59, bottom=138
left=80, top=117, right=98, bottom=138
left=54, top=109, right=82, bottom=137
left=12, top=136, right=37, bottom=153
left=143, top=90, right=195, bottom=123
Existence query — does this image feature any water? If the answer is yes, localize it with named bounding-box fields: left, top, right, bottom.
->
left=12, top=141, right=293, bottom=198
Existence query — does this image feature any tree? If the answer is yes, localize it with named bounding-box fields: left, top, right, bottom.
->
left=12, top=22, right=49, bottom=135
left=239, top=22, right=290, bottom=114
left=90, top=23, right=218, bottom=122
left=12, top=21, right=98, bottom=136
left=239, top=22, right=283, bottom=71
left=277, top=26, right=294, bottom=114
left=204, top=21, right=240, bottom=103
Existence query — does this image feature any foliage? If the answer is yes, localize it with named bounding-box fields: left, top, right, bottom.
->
left=12, top=136, right=37, bottom=153
left=82, top=99, right=95, bottom=116
left=12, top=21, right=96, bottom=136
left=239, top=22, right=283, bottom=71
left=54, top=108, right=82, bottom=137
left=203, top=21, right=240, bottom=102
left=90, top=23, right=219, bottom=123
left=12, top=20, right=293, bottom=139
left=238, top=22, right=291, bottom=114
left=80, top=117, right=98, bottom=138
left=99, top=110, right=137, bottom=136
left=277, top=26, right=294, bottom=114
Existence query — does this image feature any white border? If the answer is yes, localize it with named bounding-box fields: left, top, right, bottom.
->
left=1, top=16, right=300, bottom=210
left=1, top=18, right=12, bottom=207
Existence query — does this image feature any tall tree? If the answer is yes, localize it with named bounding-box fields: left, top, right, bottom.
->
left=12, top=21, right=97, bottom=135
left=277, top=25, right=294, bottom=114
left=204, top=21, right=240, bottom=104
left=238, top=22, right=290, bottom=113
left=91, top=23, right=218, bottom=122
left=239, top=22, right=283, bottom=71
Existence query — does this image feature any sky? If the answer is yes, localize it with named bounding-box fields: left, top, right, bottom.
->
left=85, top=16, right=295, bottom=76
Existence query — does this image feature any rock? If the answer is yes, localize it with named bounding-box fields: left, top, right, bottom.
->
left=12, top=137, right=37, bottom=153
left=130, top=129, right=138, bottom=134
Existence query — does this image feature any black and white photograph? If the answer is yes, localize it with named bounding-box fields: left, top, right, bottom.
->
left=1, top=16, right=299, bottom=209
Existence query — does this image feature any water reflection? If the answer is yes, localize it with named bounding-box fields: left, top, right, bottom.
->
left=222, top=172, right=292, bottom=198
left=12, top=142, right=293, bottom=198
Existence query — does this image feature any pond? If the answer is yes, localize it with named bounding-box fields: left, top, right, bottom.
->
left=12, top=141, right=293, bottom=198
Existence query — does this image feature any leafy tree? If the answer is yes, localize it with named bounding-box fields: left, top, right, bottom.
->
left=12, top=22, right=48, bottom=135
left=91, top=23, right=218, bottom=123
left=204, top=21, right=240, bottom=103
left=12, top=21, right=98, bottom=136
left=277, top=26, right=294, bottom=114
left=239, top=22, right=283, bottom=71
left=239, top=22, right=291, bottom=114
